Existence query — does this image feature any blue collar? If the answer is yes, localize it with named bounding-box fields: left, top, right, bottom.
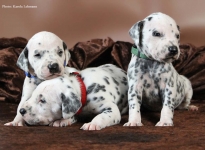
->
left=25, top=72, right=37, bottom=79
left=64, top=60, right=66, bottom=67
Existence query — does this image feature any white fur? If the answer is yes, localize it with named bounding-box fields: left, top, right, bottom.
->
left=20, top=64, right=128, bottom=130
left=124, top=12, right=198, bottom=127
left=4, top=31, right=71, bottom=126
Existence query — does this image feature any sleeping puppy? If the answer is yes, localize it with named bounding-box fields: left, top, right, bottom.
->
left=124, top=12, right=198, bottom=127
left=20, top=64, right=128, bottom=130
left=5, top=31, right=72, bottom=126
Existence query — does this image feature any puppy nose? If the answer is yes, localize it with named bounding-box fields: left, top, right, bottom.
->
left=48, top=63, right=59, bottom=73
left=168, top=46, right=178, bottom=55
left=19, top=108, right=27, bottom=116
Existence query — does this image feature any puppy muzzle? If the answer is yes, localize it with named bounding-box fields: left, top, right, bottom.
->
left=168, top=46, right=178, bottom=56
left=48, top=63, right=60, bottom=74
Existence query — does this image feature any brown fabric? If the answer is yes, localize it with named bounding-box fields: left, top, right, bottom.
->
left=68, top=38, right=133, bottom=71
left=0, top=37, right=205, bottom=103
left=0, top=101, right=205, bottom=149
left=0, top=38, right=27, bottom=103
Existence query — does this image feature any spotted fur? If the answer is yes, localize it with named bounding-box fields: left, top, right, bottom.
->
left=4, top=31, right=75, bottom=127
left=20, top=64, right=128, bottom=130
left=124, top=12, right=198, bottom=127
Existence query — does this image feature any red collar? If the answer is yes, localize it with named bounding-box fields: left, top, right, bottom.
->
left=70, top=72, right=87, bottom=115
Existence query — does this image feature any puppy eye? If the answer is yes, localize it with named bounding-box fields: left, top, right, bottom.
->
left=176, top=34, right=180, bottom=39
left=34, top=53, right=41, bottom=57
left=39, top=99, right=46, bottom=103
left=58, top=51, right=63, bottom=56
left=153, top=31, right=161, bottom=37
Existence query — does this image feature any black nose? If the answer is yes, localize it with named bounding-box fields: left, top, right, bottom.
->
left=48, top=63, right=59, bottom=73
left=168, top=46, right=178, bottom=55
left=19, top=108, right=27, bottom=116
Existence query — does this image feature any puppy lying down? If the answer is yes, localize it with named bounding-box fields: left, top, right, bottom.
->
left=20, top=64, right=128, bottom=130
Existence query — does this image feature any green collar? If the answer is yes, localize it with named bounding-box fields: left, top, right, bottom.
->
left=131, top=46, right=149, bottom=59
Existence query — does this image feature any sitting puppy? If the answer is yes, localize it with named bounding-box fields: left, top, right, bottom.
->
left=20, top=64, right=128, bottom=130
left=124, top=12, right=198, bottom=127
left=5, top=31, right=73, bottom=126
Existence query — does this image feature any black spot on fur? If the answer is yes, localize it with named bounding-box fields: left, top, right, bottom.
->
left=148, top=17, right=152, bottom=21
left=121, top=77, right=127, bottom=85
left=61, top=93, right=81, bottom=114
left=177, top=25, right=180, bottom=31
left=129, top=84, right=134, bottom=94
left=138, top=21, right=145, bottom=48
left=63, top=41, right=67, bottom=50
left=112, top=77, right=119, bottom=86
left=101, top=107, right=112, bottom=113
left=94, top=84, right=106, bottom=93
left=87, top=83, right=96, bottom=94
left=103, top=77, right=110, bottom=85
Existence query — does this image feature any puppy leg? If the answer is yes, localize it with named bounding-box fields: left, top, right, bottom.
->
left=156, top=86, right=175, bottom=126
left=4, top=77, right=37, bottom=126
left=80, top=102, right=121, bottom=130
left=156, top=105, right=174, bottom=126
left=50, top=116, right=77, bottom=127
left=177, top=80, right=198, bottom=111
left=124, top=83, right=143, bottom=126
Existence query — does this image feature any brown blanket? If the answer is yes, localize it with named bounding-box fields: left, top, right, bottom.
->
left=0, top=37, right=204, bottom=103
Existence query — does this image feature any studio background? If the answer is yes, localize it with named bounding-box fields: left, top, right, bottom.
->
left=0, top=0, right=205, bottom=48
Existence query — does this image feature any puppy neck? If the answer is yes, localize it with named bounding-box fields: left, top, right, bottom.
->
left=131, top=45, right=149, bottom=60
left=69, top=72, right=87, bottom=115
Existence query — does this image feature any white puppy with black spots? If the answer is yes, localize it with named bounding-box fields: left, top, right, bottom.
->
left=19, top=64, right=128, bottom=130
left=5, top=31, right=75, bottom=126
left=124, top=12, right=198, bottom=127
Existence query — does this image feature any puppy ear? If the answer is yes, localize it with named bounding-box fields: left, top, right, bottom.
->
left=129, top=20, right=145, bottom=48
left=177, top=25, right=180, bottom=31
left=60, top=92, right=82, bottom=119
left=16, top=47, right=30, bottom=72
left=63, top=41, right=71, bottom=66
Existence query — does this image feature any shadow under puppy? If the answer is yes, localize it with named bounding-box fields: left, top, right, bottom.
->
left=20, top=64, right=128, bottom=130
left=124, top=12, right=198, bottom=127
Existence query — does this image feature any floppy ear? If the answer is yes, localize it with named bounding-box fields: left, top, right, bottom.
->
left=129, top=20, right=145, bottom=48
left=60, top=92, right=81, bottom=119
left=16, top=47, right=30, bottom=72
left=177, top=25, right=180, bottom=31
left=63, top=41, right=71, bottom=66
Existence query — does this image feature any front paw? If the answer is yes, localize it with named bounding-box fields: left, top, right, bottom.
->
left=123, top=122, right=143, bottom=126
left=4, top=120, right=26, bottom=126
left=155, top=121, right=173, bottom=126
left=50, top=119, right=72, bottom=127
left=80, top=123, right=102, bottom=130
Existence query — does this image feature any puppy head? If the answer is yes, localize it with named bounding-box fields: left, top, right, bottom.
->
left=129, top=12, right=180, bottom=63
left=20, top=77, right=81, bottom=125
left=17, top=31, right=71, bottom=80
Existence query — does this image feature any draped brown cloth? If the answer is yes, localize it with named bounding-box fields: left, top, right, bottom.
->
left=0, top=37, right=205, bottom=103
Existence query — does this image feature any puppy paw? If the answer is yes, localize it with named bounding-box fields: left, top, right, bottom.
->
left=50, top=119, right=72, bottom=127
left=155, top=121, right=173, bottom=126
left=188, top=105, right=198, bottom=111
left=123, top=122, right=143, bottom=126
left=80, top=123, right=102, bottom=130
left=4, top=120, right=25, bottom=126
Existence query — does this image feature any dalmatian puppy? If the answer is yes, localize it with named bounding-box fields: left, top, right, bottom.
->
left=124, top=12, right=198, bottom=127
left=19, top=64, right=128, bottom=130
left=5, top=31, right=72, bottom=126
